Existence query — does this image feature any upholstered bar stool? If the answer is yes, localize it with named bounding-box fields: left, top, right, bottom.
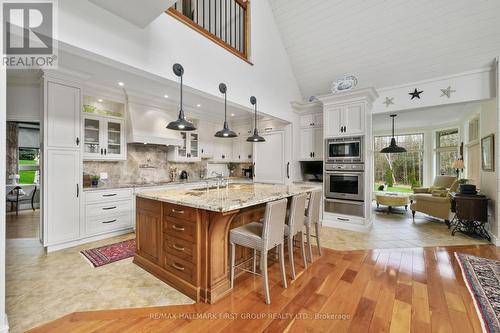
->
left=304, top=189, right=322, bottom=262
left=284, top=193, right=308, bottom=280
left=229, top=198, right=288, bottom=304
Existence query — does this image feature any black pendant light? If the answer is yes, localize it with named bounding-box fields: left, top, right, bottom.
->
left=247, top=96, right=265, bottom=142
left=380, top=114, right=406, bottom=154
left=167, top=63, right=196, bottom=131
left=214, top=83, right=237, bottom=138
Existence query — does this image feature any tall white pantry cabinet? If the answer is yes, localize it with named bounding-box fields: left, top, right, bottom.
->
left=42, top=72, right=82, bottom=249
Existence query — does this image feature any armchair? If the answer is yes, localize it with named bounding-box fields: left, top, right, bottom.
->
left=412, top=175, right=456, bottom=194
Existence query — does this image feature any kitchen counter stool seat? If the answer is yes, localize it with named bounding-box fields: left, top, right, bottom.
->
left=230, top=198, right=288, bottom=304
left=284, top=193, right=308, bottom=280
left=304, top=189, right=322, bottom=262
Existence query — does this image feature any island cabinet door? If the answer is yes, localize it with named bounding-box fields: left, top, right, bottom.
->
left=136, top=198, right=162, bottom=263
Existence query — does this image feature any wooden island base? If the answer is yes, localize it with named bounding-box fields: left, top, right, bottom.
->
left=134, top=197, right=265, bottom=304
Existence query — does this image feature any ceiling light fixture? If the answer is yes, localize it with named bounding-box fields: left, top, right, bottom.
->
left=166, top=63, right=196, bottom=131
left=164, top=94, right=169, bottom=98
left=247, top=96, right=265, bottom=142
left=231, top=113, right=235, bottom=117
left=118, top=82, right=124, bottom=87
left=214, top=83, right=237, bottom=138
left=380, top=114, right=406, bottom=154
left=98, top=99, right=103, bottom=102
left=196, top=104, right=201, bottom=108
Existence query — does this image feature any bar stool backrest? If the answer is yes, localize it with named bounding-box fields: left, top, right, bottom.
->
left=289, top=193, right=307, bottom=236
left=305, top=190, right=322, bottom=226
left=262, top=198, right=288, bottom=249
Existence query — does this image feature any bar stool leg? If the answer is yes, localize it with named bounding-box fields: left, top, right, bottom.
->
left=278, top=243, right=287, bottom=289
left=315, top=222, right=322, bottom=256
left=300, top=231, right=308, bottom=269
left=305, top=225, right=313, bottom=263
left=252, top=249, right=257, bottom=273
left=288, top=236, right=296, bottom=280
left=230, top=242, right=236, bottom=288
left=261, top=250, right=270, bottom=304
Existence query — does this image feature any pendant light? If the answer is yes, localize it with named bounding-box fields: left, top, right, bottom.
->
left=214, top=83, right=237, bottom=138
left=380, top=114, right=406, bottom=153
left=167, top=63, right=196, bottom=131
left=247, top=96, right=265, bottom=142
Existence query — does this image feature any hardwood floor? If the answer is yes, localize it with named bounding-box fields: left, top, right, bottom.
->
left=28, top=244, right=498, bottom=333
left=6, top=209, right=39, bottom=239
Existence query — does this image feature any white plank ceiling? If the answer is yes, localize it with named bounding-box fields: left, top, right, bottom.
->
left=269, top=0, right=500, bottom=98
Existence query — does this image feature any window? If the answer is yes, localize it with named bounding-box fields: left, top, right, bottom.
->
left=436, top=129, right=459, bottom=176
left=374, top=133, right=424, bottom=191
left=18, top=125, right=40, bottom=184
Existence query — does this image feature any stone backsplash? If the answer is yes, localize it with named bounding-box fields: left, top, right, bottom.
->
left=83, top=144, right=251, bottom=184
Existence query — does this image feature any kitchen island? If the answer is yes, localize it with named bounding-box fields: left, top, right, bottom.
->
left=134, top=183, right=318, bottom=304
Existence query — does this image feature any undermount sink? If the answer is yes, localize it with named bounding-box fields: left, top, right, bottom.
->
left=191, top=183, right=246, bottom=191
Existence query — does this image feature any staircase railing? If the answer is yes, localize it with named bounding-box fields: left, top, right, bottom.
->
left=168, top=0, right=250, bottom=63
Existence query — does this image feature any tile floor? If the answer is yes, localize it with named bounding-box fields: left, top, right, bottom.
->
left=319, top=206, right=490, bottom=251
left=6, top=234, right=194, bottom=333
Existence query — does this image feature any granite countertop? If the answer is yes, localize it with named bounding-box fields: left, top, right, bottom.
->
left=137, top=183, right=319, bottom=212
left=82, top=177, right=253, bottom=192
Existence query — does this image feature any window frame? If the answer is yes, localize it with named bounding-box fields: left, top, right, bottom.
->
left=435, top=128, right=460, bottom=176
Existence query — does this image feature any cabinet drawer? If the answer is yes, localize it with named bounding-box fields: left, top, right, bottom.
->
left=163, top=253, right=196, bottom=284
left=85, top=188, right=133, bottom=203
left=163, top=202, right=197, bottom=222
left=85, top=212, right=132, bottom=236
left=163, top=235, right=196, bottom=263
left=85, top=200, right=132, bottom=218
left=163, top=217, right=197, bottom=242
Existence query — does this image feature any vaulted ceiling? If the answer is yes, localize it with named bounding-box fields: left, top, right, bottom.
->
left=269, top=0, right=500, bottom=99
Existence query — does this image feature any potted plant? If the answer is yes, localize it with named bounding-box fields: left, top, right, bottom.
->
left=90, top=175, right=100, bottom=187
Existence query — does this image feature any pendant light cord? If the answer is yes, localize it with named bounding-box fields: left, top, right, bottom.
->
left=254, top=103, right=257, bottom=129
left=224, top=92, right=227, bottom=121
left=180, top=75, right=184, bottom=117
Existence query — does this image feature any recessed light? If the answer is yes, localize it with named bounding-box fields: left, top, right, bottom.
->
left=231, top=113, right=235, bottom=117
left=164, top=94, right=169, bottom=98
left=196, top=104, right=201, bottom=108
left=98, top=99, right=103, bottom=102
left=118, top=82, right=125, bottom=87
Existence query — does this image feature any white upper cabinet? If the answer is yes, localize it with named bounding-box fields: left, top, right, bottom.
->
left=299, top=113, right=323, bottom=128
left=46, top=81, right=81, bottom=149
left=82, top=96, right=127, bottom=161
left=168, top=131, right=201, bottom=162
left=325, top=102, right=364, bottom=137
left=344, top=103, right=364, bottom=135
left=231, top=125, right=253, bottom=163
left=299, top=127, right=323, bottom=160
left=197, top=122, right=214, bottom=158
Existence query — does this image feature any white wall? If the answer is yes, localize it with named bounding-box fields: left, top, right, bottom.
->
left=479, top=99, right=498, bottom=239
left=372, top=68, right=495, bottom=114
left=57, top=0, right=301, bottom=122
left=7, top=82, right=41, bottom=122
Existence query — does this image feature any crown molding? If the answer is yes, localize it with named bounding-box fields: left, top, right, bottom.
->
left=317, top=87, right=379, bottom=105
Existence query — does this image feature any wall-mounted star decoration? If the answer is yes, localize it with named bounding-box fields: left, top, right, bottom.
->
left=383, top=97, right=395, bottom=108
left=409, top=88, right=423, bottom=100
left=440, top=86, right=456, bottom=98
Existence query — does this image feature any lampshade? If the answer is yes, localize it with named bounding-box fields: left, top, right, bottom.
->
left=380, top=114, right=406, bottom=154
left=214, top=83, right=237, bottom=138
left=247, top=96, right=265, bottom=143
left=167, top=63, right=196, bottom=131
left=452, top=159, right=465, bottom=169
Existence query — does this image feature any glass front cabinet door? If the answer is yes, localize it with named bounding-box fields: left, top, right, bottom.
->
left=82, top=97, right=126, bottom=161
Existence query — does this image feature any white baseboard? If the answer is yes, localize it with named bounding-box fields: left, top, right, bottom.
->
left=322, top=218, right=373, bottom=232
left=488, top=231, right=500, bottom=246
left=0, top=314, right=9, bottom=333
left=46, top=228, right=134, bottom=252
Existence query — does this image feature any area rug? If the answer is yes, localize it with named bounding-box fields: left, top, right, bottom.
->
left=455, top=252, right=500, bottom=333
left=80, top=239, right=136, bottom=268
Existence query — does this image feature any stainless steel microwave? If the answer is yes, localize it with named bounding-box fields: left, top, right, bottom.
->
left=325, top=136, right=364, bottom=163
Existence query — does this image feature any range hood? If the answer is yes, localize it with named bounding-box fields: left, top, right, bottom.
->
left=127, top=101, right=184, bottom=146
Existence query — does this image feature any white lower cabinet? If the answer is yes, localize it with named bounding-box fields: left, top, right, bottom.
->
left=83, top=188, right=134, bottom=237
left=45, top=149, right=81, bottom=245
